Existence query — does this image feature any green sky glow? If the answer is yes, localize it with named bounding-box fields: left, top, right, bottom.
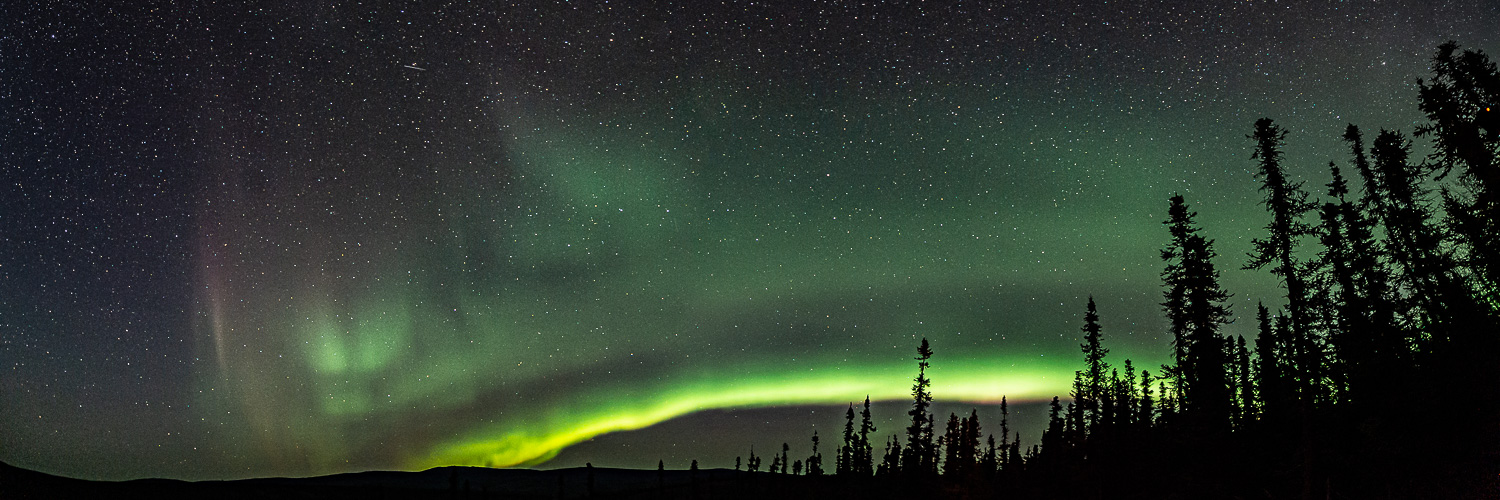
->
left=9, top=1, right=1493, bottom=481
left=191, top=89, right=1190, bottom=475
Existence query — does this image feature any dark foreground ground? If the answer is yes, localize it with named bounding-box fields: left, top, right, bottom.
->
left=2, top=461, right=957, bottom=500
left=8, top=459, right=1498, bottom=500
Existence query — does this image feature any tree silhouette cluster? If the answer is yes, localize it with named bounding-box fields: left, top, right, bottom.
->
left=700, top=42, right=1498, bottom=500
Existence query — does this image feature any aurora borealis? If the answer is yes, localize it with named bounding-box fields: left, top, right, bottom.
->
left=3, top=1, right=1497, bottom=481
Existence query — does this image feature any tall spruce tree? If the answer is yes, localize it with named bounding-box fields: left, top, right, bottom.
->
left=1041, top=396, right=1065, bottom=458
left=1163, top=194, right=1235, bottom=427
left=1080, top=296, right=1109, bottom=430
left=857, top=396, right=876, bottom=475
left=999, top=396, right=1010, bottom=454
left=1317, top=161, right=1358, bottom=401
left=1370, top=128, right=1478, bottom=343
left=904, top=338, right=935, bottom=477
left=1246, top=118, right=1324, bottom=406
left=1417, top=42, right=1500, bottom=299
left=942, top=413, right=961, bottom=475
left=839, top=404, right=855, bottom=475
left=1414, top=45, right=1500, bottom=498
left=807, top=430, right=824, bottom=476
left=961, top=409, right=981, bottom=476
left=1138, top=369, right=1155, bottom=427
left=1318, top=155, right=1403, bottom=406
left=1100, top=368, right=1119, bottom=434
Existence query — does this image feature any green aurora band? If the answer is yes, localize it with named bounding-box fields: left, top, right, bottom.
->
left=190, top=86, right=1260, bottom=475
left=419, top=361, right=1071, bottom=469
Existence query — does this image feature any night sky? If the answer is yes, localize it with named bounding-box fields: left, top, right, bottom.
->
left=3, top=1, right=1496, bottom=481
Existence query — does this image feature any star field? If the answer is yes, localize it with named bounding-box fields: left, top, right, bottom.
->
left=2, top=0, right=1496, bottom=480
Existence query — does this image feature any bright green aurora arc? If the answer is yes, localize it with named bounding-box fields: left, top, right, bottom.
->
left=4, top=0, right=1496, bottom=481
left=195, top=86, right=1129, bottom=474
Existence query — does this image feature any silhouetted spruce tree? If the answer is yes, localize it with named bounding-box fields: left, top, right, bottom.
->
left=1417, top=42, right=1500, bottom=297
left=792, top=459, right=801, bottom=476
left=1245, top=119, right=1329, bottom=413
left=838, top=403, right=855, bottom=475
left=1315, top=161, right=1357, bottom=402
left=1371, top=129, right=1479, bottom=339
left=878, top=435, right=902, bottom=476
left=1341, top=125, right=1408, bottom=399
left=1098, top=369, right=1117, bottom=438
left=1233, top=335, right=1255, bottom=428
left=903, top=338, right=936, bottom=477
left=1253, top=302, right=1288, bottom=422
left=1345, top=124, right=1388, bottom=223
left=982, top=434, right=998, bottom=475
left=806, top=430, right=823, bottom=476
left=1138, top=369, right=1155, bottom=427
left=1119, top=359, right=1137, bottom=430
left=1040, top=396, right=1065, bottom=459
left=780, top=442, right=790, bottom=474
left=1411, top=47, right=1500, bottom=492
left=1344, top=126, right=1408, bottom=377
left=1275, top=312, right=1299, bottom=397
left=856, top=396, right=876, bottom=475
left=587, top=462, right=596, bottom=496
left=691, top=460, right=700, bottom=495
left=1318, top=146, right=1404, bottom=407
left=942, top=413, right=961, bottom=475
left=1344, top=125, right=1402, bottom=323
left=1116, top=367, right=1131, bottom=429
left=1226, top=335, right=1243, bottom=427
left=1156, top=379, right=1176, bottom=424
left=1005, top=436, right=1023, bottom=474
left=999, top=396, right=1010, bottom=456
left=1163, top=194, right=1235, bottom=427
left=1067, top=372, right=1087, bottom=446
left=1162, top=238, right=1190, bottom=398
left=961, top=409, right=981, bottom=476
left=1079, top=296, right=1109, bottom=430
left=922, top=412, right=938, bottom=474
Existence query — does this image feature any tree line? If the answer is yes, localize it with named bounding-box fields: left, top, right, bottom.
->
left=698, top=41, right=1499, bottom=500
